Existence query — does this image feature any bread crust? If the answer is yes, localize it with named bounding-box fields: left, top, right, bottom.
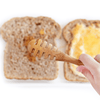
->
left=63, top=19, right=100, bottom=82
left=1, top=16, right=61, bottom=80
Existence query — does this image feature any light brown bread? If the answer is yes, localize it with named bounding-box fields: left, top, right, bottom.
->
left=0, top=16, right=62, bottom=80
left=63, top=19, right=100, bottom=82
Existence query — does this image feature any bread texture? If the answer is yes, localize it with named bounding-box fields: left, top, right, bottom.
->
left=0, top=16, right=62, bottom=80
left=63, top=19, right=100, bottom=82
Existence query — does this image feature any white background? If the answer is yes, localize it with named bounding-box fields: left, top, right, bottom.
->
left=0, top=0, right=100, bottom=100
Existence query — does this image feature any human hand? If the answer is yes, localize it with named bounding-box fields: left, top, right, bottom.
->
left=76, top=54, right=100, bottom=95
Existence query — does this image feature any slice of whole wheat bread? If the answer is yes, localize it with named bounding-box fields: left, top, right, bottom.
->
left=63, top=19, right=100, bottom=82
left=0, top=16, right=61, bottom=80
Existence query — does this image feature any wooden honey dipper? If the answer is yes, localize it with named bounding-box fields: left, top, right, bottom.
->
left=28, top=39, right=83, bottom=65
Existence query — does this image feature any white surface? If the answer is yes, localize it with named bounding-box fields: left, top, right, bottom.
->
left=0, top=0, right=100, bottom=100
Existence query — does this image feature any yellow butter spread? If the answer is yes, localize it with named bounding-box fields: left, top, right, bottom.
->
left=71, top=24, right=100, bottom=76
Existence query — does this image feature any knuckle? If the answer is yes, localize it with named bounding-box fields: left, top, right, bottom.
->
left=96, top=54, right=100, bottom=58
left=95, top=54, right=100, bottom=62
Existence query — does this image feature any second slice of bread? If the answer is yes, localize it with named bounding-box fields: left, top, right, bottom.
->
left=63, top=19, right=100, bottom=82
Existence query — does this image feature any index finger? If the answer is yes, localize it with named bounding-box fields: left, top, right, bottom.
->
left=79, top=54, right=99, bottom=75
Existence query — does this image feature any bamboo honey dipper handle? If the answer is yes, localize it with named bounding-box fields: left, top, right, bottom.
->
left=55, top=51, right=83, bottom=65
left=28, top=39, right=83, bottom=66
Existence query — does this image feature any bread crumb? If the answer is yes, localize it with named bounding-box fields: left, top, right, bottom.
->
left=39, top=29, right=44, bottom=35
left=18, top=44, right=21, bottom=48
left=10, top=56, right=12, bottom=59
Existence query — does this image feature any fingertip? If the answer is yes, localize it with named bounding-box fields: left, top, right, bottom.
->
left=81, top=68, right=93, bottom=81
left=76, top=65, right=85, bottom=72
left=79, top=54, right=88, bottom=61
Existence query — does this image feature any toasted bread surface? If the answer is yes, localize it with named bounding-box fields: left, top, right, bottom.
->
left=1, top=16, right=62, bottom=80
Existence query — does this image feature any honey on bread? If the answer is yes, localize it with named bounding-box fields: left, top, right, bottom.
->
left=71, top=24, right=100, bottom=76
left=23, top=29, right=45, bottom=62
